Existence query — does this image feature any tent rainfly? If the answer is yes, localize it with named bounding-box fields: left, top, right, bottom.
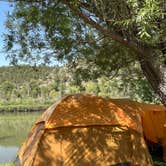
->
left=16, top=94, right=166, bottom=166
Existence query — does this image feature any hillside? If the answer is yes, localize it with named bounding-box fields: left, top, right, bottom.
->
left=0, top=65, right=61, bottom=111
left=0, top=65, right=159, bottom=112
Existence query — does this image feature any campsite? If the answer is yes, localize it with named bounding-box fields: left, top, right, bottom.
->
left=1, top=94, right=166, bottom=165
left=0, top=0, right=166, bottom=166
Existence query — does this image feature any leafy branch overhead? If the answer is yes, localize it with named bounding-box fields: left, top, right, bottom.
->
left=3, top=0, right=166, bottom=105
left=5, top=0, right=165, bottom=63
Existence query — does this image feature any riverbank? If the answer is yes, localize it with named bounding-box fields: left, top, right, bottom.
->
left=0, top=104, right=49, bottom=113
left=0, top=98, right=55, bottom=113
left=0, top=162, right=14, bottom=166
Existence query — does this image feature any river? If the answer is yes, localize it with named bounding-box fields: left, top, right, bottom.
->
left=0, top=112, right=42, bottom=163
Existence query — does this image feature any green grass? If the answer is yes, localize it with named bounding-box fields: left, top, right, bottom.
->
left=0, top=98, right=53, bottom=112
left=0, top=162, right=14, bottom=166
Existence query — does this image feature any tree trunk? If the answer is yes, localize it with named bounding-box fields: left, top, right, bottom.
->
left=158, top=68, right=166, bottom=106
left=139, top=54, right=166, bottom=106
left=63, top=1, right=166, bottom=105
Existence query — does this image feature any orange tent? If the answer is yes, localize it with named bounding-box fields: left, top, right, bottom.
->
left=136, top=102, right=166, bottom=161
left=16, top=94, right=153, bottom=166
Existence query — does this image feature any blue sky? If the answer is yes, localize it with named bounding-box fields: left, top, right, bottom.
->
left=0, top=2, right=60, bottom=67
left=0, top=1, right=13, bottom=66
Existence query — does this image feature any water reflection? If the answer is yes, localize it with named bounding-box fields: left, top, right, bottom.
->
left=0, top=112, right=42, bottom=163
left=0, top=146, right=18, bottom=163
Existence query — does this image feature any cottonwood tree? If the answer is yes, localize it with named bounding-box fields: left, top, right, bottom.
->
left=4, top=1, right=166, bottom=105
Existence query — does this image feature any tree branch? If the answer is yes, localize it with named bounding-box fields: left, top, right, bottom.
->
left=62, top=0, right=145, bottom=55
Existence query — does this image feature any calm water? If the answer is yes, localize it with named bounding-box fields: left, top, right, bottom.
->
left=0, top=112, right=42, bottom=163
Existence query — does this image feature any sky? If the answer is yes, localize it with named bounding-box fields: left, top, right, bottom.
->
left=0, top=1, right=13, bottom=66
left=0, top=2, right=60, bottom=67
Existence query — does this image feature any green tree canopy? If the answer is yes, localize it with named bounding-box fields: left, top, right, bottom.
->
left=3, top=0, right=166, bottom=105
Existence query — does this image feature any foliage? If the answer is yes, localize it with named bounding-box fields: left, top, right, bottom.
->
left=4, top=0, right=165, bottom=66
left=154, top=161, right=166, bottom=166
left=2, top=0, right=166, bottom=106
left=0, top=65, right=160, bottom=110
left=1, top=0, right=166, bottom=107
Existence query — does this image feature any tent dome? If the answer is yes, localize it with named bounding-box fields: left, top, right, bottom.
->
left=17, top=94, right=153, bottom=166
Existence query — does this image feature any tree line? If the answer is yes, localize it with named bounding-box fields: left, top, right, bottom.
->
left=0, top=65, right=160, bottom=105
left=4, top=0, right=166, bottom=106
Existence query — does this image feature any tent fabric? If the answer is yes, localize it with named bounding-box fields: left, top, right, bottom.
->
left=32, top=127, right=151, bottom=166
left=37, top=94, right=142, bottom=133
left=141, top=109, right=166, bottom=143
left=137, top=103, right=166, bottom=161
left=18, top=94, right=156, bottom=166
